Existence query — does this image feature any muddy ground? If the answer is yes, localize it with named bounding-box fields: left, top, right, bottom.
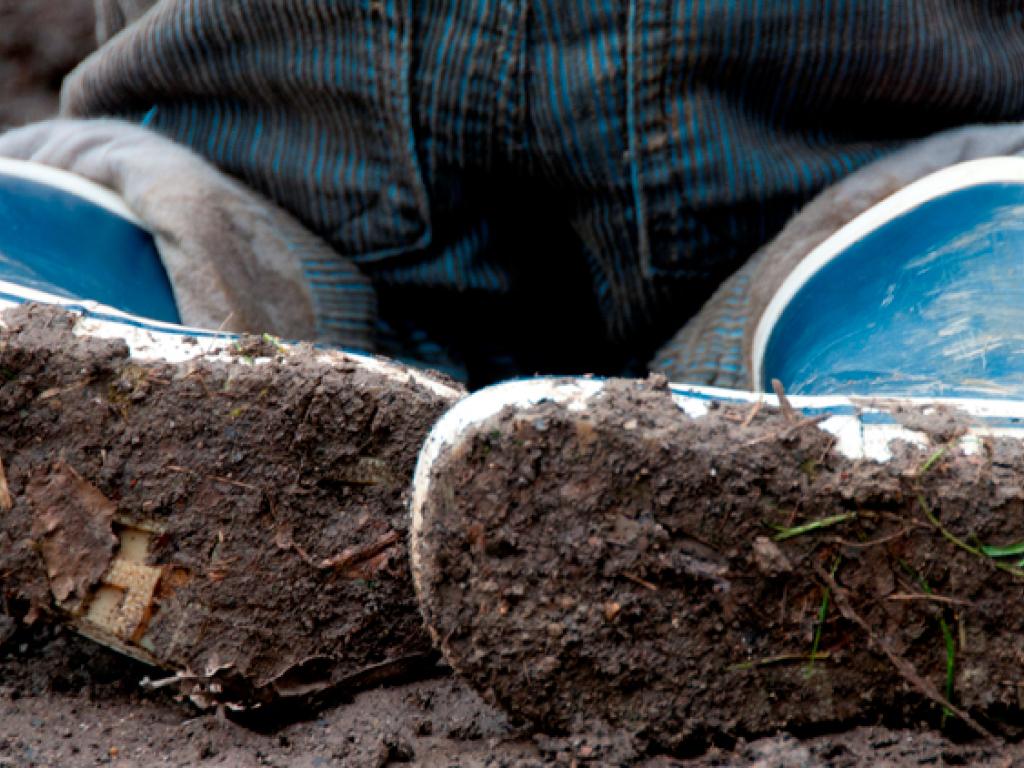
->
left=1, top=623, right=532, bottom=768
left=6, top=604, right=1024, bottom=767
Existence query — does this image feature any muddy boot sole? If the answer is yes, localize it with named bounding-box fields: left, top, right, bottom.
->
left=0, top=303, right=463, bottom=710
left=411, top=377, right=1024, bottom=749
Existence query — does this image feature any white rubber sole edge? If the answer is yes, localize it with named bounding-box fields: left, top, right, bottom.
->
left=0, top=157, right=463, bottom=400
left=408, top=376, right=1024, bottom=592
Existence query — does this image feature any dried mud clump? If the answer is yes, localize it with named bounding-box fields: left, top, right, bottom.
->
left=415, top=379, right=1024, bottom=751
left=0, top=304, right=460, bottom=710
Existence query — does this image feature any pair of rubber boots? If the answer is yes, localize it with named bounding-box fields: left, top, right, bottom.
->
left=2, top=156, right=1024, bottom=748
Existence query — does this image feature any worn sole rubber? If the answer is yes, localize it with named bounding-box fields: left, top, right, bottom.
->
left=0, top=303, right=462, bottom=710
left=411, top=377, right=1024, bottom=749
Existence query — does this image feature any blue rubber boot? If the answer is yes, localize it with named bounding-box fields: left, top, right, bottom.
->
left=754, top=157, right=1024, bottom=400
left=655, top=135, right=1024, bottom=401
left=0, top=157, right=179, bottom=326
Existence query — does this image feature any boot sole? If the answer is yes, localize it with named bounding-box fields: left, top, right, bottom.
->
left=0, top=300, right=462, bottom=711
left=411, top=376, right=1024, bottom=748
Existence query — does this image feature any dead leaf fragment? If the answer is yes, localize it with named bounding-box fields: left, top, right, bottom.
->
left=27, top=462, right=118, bottom=612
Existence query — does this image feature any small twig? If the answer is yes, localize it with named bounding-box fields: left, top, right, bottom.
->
left=274, top=525, right=315, bottom=567
left=886, top=592, right=972, bottom=607
left=741, top=399, right=764, bottom=428
left=828, top=526, right=921, bottom=549
left=772, top=379, right=797, bottom=423
left=38, top=381, right=88, bottom=401
left=766, top=378, right=831, bottom=443
left=320, top=530, right=401, bottom=574
left=728, top=652, right=830, bottom=672
left=815, top=564, right=992, bottom=738
left=211, top=476, right=261, bottom=491
left=622, top=572, right=659, bottom=591
left=817, top=431, right=839, bottom=464
left=741, top=414, right=830, bottom=448
left=216, top=311, right=236, bottom=333
left=787, top=414, right=831, bottom=433
left=140, top=672, right=203, bottom=690
left=0, top=453, right=11, bottom=512
left=182, top=367, right=214, bottom=398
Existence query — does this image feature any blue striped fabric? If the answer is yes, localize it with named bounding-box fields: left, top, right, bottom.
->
left=64, top=1, right=1024, bottom=383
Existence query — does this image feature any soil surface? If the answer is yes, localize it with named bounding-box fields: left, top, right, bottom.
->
left=7, top=623, right=1024, bottom=768
left=0, top=0, right=96, bottom=128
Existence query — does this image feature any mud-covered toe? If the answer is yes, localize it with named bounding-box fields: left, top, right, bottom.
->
left=0, top=302, right=462, bottom=711
left=411, top=376, right=1024, bottom=749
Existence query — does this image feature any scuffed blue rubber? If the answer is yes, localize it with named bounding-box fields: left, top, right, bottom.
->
left=764, top=182, right=1024, bottom=399
left=0, top=170, right=180, bottom=325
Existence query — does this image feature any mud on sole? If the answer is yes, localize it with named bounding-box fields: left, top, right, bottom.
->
left=411, top=376, right=1024, bottom=750
left=0, top=303, right=462, bottom=711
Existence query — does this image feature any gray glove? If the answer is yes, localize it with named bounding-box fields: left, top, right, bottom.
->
left=0, top=118, right=376, bottom=349
left=654, top=122, right=1024, bottom=389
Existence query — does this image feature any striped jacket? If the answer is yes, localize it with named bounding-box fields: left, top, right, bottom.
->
left=66, top=1, right=1024, bottom=384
